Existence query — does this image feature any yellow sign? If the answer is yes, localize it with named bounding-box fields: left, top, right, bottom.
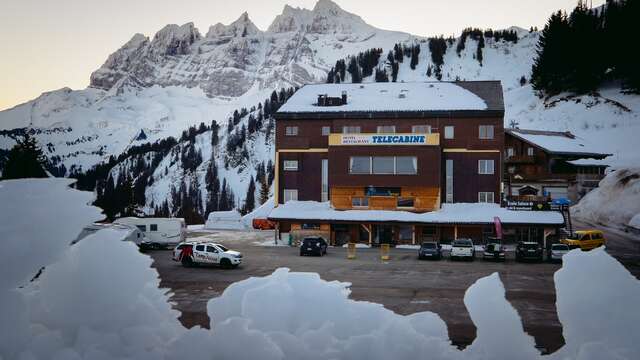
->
left=347, top=243, right=356, bottom=259
left=329, top=133, right=439, bottom=146
left=380, top=244, right=390, bottom=261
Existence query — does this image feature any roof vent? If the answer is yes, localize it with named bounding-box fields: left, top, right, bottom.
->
left=359, top=85, right=365, bottom=89
left=398, top=93, right=406, bottom=99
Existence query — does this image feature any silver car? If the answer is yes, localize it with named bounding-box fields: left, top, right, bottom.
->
left=548, top=243, right=570, bottom=262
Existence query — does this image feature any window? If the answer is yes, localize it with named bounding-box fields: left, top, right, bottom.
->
left=506, top=147, right=514, bottom=158
left=396, top=156, right=417, bottom=175
left=377, top=125, right=396, bottom=133
left=283, top=189, right=298, bottom=203
left=349, top=156, right=371, bottom=174
left=343, top=126, right=361, bottom=134
left=352, top=197, right=369, bottom=207
left=195, top=245, right=205, bottom=251
left=150, top=224, right=158, bottom=231
left=398, top=225, right=413, bottom=241
left=527, top=147, right=534, bottom=156
left=412, top=125, right=431, bottom=134
left=302, top=223, right=320, bottom=230
left=445, top=159, right=453, bottom=203
left=479, top=125, right=494, bottom=139
left=206, top=246, right=218, bottom=253
left=444, top=126, right=454, bottom=139
left=321, top=126, right=331, bottom=136
left=397, top=197, right=415, bottom=208
left=321, top=159, right=328, bottom=202
left=285, top=126, right=298, bottom=136
left=478, top=192, right=495, bottom=203
left=136, top=225, right=146, bottom=232
left=372, top=157, right=395, bottom=174
left=478, top=160, right=495, bottom=175
left=283, top=160, right=298, bottom=171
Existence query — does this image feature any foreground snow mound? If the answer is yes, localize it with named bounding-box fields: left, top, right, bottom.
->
left=0, top=178, right=103, bottom=356
left=206, top=268, right=460, bottom=360
left=573, top=168, right=640, bottom=228
left=553, top=247, right=640, bottom=360
left=21, top=230, right=184, bottom=360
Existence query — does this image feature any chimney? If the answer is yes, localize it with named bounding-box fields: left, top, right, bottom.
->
left=341, top=90, right=347, bottom=105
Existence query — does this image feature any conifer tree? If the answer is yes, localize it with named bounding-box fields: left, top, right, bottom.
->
left=2, top=133, right=48, bottom=179
left=243, top=176, right=256, bottom=214
left=259, top=176, right=270, bottom=205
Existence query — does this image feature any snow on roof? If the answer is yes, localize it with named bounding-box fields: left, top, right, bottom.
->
left=508, top=129, right=609, bottom=157
left=567, top=158, right=611, bottom=167
left=277, top=82, right=488, bottom=114
left=268, top=201, right=564, bottom=225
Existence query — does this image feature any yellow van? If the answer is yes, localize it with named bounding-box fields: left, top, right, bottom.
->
left=561, top=230, right=606, bottom=250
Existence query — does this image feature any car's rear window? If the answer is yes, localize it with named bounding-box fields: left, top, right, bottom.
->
left=453, top=240, right=472, bottom=247
left=552, top=244, right=569, bottom=250
left=421, top=243, right=436, bottom=249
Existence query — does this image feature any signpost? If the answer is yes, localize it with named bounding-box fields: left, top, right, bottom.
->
left=329, top=133, right=439, bottom=146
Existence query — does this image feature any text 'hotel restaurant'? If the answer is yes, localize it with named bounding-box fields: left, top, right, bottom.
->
left=267, top=81, right=566, bottom=246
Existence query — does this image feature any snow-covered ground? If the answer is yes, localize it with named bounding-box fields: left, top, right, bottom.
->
left=573, top=168, right=640, bottom=229
left=2, top=178, right=640, bottom=359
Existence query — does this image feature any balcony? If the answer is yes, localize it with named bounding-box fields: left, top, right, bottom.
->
left=505, top=155, right=536, bottom=164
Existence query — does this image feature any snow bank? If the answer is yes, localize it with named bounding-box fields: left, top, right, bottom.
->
left=573, top=168, right=640, bottom=228
left=242, top=197, right=275, bottom=226
left=552, top=247, right=640, bottom=360
left=205, top=210, right=246, bottom=230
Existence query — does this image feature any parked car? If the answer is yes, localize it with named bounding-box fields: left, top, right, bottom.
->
left=548, top=243, right=570, bottom=262
left=561, top=230, right=606, bottom=250
left=418, top=242, right=442, bottom=260
left=450, top=238, right=475, bottom=261
left=173, top=241, right=242, bottom=268
left=515, top=242, right=543, bottom=262
left=299, top=237, right=328, bottom=256
left=482, top=242, right=506, bottom=261
left=114, top=217, right=186, bottom=249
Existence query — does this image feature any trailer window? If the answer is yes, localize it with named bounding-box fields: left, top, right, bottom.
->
left=136, top=225, right=146, bottom=232
left=150, top=224, right=158, bottom=231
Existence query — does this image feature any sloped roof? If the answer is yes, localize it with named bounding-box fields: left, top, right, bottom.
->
left=506, top=129, right=611, bottom=158
left=276, top=81, right=504, bottom=119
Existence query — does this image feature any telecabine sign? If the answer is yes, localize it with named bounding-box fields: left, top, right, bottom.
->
left=340, top=134, right=428, bottom=146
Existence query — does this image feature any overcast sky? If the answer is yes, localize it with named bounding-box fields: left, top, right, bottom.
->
left=0, top=0, right=603, bottom=111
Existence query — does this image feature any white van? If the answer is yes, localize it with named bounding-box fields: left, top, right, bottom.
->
left=114, top=217, right=186, bottom=249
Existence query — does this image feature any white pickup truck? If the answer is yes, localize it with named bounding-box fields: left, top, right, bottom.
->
left=450, top=238, right=475, bottom=261
left=173, top=242, right=243, bottom=268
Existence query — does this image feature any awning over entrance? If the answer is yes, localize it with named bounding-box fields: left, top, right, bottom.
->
left=268, top=201, right=565, bottom=226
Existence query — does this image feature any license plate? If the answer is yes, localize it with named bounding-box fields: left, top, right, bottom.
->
left=306, top=248, right=312, bottom=250
left=424, top=254, right=432, bottom=256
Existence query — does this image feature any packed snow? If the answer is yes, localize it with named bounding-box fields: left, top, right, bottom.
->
left=204, top=209, right=246, bottom=230
left=269, top=201, right=565, bottom=225
left=573, top=168, right=640, bottom=229
left=2, top=178, right=640, bottom=359
left=242, top=197, right=275, bottom=226
left=278, top=82, right=487, bottom=113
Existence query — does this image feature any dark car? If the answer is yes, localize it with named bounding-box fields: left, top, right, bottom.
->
left=482, top=243, right=506, bottom=261
left=418, top=242, right=442, bottom=260
left=299, top=237, right=328, bottom=256
left=515, top=241, right=543, bottom=262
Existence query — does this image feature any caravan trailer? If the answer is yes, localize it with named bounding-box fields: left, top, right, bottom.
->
left=114, top=217, right=186, bottom=249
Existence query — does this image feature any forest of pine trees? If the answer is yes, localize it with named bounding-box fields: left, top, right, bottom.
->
left=1, top=133, right=48, bottom=180
left=531, top=0, right=639, bottom=95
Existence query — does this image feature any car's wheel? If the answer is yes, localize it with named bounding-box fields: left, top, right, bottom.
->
left=220, top=258, right=232, bottom=269
left=181, top=256, right=194, bottom=267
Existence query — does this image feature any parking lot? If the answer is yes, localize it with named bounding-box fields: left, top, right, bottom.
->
left=148, top=225, right=640, bottom=354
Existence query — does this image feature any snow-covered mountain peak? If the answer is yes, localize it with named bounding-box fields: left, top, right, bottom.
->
left=267, top=5, right=313, bottom=33
left=149, top=22, right=201, bottom=56
left=206, top=12, right=261, bottom=38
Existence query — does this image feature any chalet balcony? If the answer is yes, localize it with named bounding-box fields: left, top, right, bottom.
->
left=505, top=155, right=536, bottom=164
